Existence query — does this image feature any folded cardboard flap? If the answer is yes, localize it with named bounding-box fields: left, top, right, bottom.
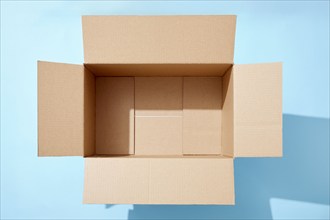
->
left=38, top=61, right=95, bottom=156
left=82, top=16, right=236, bottom=64
left=83, top=157, right=235, bottom=204
left=233, top=63, right=282, bottom=157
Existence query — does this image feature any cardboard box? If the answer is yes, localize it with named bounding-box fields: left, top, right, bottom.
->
left=38, top=15, right=282, bottom=204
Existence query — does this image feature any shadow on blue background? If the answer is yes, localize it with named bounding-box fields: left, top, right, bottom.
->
left=105, top=114, right=329, bottom=219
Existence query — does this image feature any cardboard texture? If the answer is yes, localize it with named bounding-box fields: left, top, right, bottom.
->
left=82, top=16, right=236, bottom=64
left=84, top=157, right=234, bottom=204
left=135, top=117, right=183, bottom=155
left=183, top=77, right=222, bottom=155
left=135, top=77, right=183, bottom=116
left=38, top=61, right=95, bottom=156
left=95, top=77, right=134, bottom=155
left=84, top=64, right=232, bottom=77
left=135, top=77, right=183, bottom=155
left=222, top=68, right=234, bottom=156
left=38, top=15, right=283, bottom=205
left=84, top=67, right=96, bottom=156
left=233, top=63, right=282, bottom=157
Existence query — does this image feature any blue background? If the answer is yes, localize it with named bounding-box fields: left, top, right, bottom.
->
left=1, top=1, right=329, bottom=219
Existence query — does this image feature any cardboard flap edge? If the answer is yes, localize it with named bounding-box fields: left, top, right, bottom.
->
left=233, top=62, right=283, bottom=158
left=38, top=61, right=86, bottom=157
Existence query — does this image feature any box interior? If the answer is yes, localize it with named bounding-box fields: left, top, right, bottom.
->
left=84, top=64, right=233, bottom=158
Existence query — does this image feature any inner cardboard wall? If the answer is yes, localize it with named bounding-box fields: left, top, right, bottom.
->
left=86, top=64, right=231, bottom=157
left=95, top=77, right=135, bottom=155
left=183, top=77, right=222, bottom=154
left=135, top=77, right=183, bottom=155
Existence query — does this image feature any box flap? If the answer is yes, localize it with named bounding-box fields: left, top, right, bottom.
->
left=233, top=63, right=282, bottom=157
left=82, top=16, right=236, bottom=64
left=83, top=157, right=235, bottom=204
left=38, top=61, right=95, bottom=156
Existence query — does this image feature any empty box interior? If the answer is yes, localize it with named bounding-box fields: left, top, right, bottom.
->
left=84, top=64, right=231, bottom=157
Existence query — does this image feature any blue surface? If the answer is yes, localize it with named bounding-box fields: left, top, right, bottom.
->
left=1, top=1, right=329, bottom=219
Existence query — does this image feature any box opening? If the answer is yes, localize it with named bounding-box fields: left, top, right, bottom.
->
left=83, top=64, right=233, bottom=158
left=88, top=154, right=231, bottom=159
left=84, top=64, right=232, bottom=77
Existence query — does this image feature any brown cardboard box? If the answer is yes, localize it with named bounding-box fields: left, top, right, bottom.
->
left=38, top=15, right=282, bottom=204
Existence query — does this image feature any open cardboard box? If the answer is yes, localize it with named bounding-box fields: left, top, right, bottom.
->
left=38, top=16, right=282, bottom=204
